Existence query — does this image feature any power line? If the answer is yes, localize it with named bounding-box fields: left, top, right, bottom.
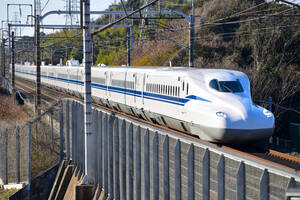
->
left=41, top=0, right=51, bottom=14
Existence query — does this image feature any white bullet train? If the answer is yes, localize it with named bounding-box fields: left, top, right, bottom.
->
left=14, top=64, right=274, bottom=143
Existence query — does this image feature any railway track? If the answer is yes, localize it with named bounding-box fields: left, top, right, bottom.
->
left=14, top=77, right=300, bottom=174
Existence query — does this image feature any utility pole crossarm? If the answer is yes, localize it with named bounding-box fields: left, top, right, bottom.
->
left=91, top=0, right=159, bottom=36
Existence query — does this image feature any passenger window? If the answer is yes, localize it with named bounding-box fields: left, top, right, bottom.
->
left=182, top=82, right=185, bottom=91
left=186, top=83, right=189, bottom=95
left=173, top=86, right=175, bottom=96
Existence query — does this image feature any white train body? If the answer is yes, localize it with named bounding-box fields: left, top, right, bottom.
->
left=15, top=64, right=274, bottom=143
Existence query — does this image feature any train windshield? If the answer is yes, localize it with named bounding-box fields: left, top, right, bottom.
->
left=209, top=79, right=244, bottom=93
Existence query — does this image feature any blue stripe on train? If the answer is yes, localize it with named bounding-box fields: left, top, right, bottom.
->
left=15, top=70, right=211, bottom=105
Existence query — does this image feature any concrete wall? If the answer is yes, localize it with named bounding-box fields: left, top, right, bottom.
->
left=9, top=163, right=59, bottom=200
left=65, top=99, right=300, bottom=200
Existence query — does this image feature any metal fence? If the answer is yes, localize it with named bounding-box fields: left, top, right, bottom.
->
left=64, top=99, right=300, bottom=200
left=1, top=97, right=300, bottom=199
left=0, top=100, right=61, bottom=189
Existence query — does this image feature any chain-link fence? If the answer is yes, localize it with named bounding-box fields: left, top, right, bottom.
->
left=0, top=100, right=62, bottom=188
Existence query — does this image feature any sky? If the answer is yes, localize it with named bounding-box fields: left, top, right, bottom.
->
left=1, top=0, right=299, bottom=37
left=0, top=0, right=117, bottom=37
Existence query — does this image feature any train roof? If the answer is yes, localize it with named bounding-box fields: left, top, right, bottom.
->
left=96, top=66, right=247, bottom=79
left=19, top=64, right=247, bottom=79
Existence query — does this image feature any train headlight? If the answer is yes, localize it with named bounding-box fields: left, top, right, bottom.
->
left=216, top=112, right=227, bottom=118
left=263, top=109, right=273, bottom=118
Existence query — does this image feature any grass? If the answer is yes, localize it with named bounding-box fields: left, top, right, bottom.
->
left=0, top=94, right=29, bottom=123
left=0, top=189, right=19, bottom=200
left=0, top=93, right=60, bottom=198
left=31, top=120, right=60, bottom=178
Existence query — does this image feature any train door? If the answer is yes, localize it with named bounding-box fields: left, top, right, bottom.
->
left=105, top=71, right=111, bottom=98
left=134, top=73, right=145, bottom=108
left=124, top=71, right=127, bottom=105
left=134, top=73, right=137, bottom=103
left=142, top=73, right=146, bottom=104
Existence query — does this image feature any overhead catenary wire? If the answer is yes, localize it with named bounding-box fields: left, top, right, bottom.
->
left=11, top=0, right=299, bottom=65
left=41, top=0, right=51, bottom=14
left=190, top=23, right=300, bottom=41
left=208, top=1, right=269, bottom=23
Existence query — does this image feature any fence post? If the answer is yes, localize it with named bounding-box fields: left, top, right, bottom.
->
left=16, top=127, right=20, bottom=183
left=187, top=144, right=195, bottom=200
left=108, top=115, right=114, bottom=198
left=121, top=120, right=126, bottom=200
left=152, top=133, right=159, bottom=199
left=3, top=129, right=8, bottom=185
left=174, top=139, right=181, bottom=200
left=59, top=103, right=64, bottom=162
left=217, top=154, right=225, bottom=200
left=0, top=129, right=2, bottom=186
left=128, top=123, right=133, bottom=200
left=285, top=177, right=296, bottom=200
left=50, top=111, right=54, bottom=151
left=77, top=103, right=83, bottom=171
left=65, top=100, right=70, bottom=160
left=163, top=135, right=169, bottom=199
left=260, top=169, right=269, bottom=200
left=73, top=103, right=78, bottom=165
left=114, top=118, right=120, bottom=199
left=28, top=123, right=32, bottom=199
left=35, top=122, right=38, bottom=145
left=103, top=114, right=108, bottom=197
left=97, top=111, right=103, bottom=188
left=136, top=126, right=141, bottom=200
left=236, top=161, right=245, bottom=200
left=144, top=129, right=150, bottom=200
left=202, top=149, right=210, bottom=200
left=81, top=104, right=85, bottom=172
left=93, top=110, right=99, bottom=185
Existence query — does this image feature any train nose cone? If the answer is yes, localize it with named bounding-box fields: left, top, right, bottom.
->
left=224, top=97, right=274, bottom=130
left=225, top=97, right=252, bottom=121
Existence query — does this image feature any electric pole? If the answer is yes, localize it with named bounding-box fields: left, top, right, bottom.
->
left=82, top=0, right=95, bottom=183
left=127, top=29, right=130, bottom=66
left=11, top=31, right=15, bottom=90
left=189, top=0, right=195, bottom=68
left=35, top=2, right=41, bottom=114
left=1, top=39, right=5, bottom=77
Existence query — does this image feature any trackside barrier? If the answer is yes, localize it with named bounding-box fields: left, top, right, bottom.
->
left=2, top=97, right=300, bottom=199
left=62, top=99, right=300, bottom=200
left=0, top=99, right=62, bottom=199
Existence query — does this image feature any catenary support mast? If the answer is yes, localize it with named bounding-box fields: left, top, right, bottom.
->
left=82, top=0, right=95, bottom=183
left=11, top=31, right=15, bottom=89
